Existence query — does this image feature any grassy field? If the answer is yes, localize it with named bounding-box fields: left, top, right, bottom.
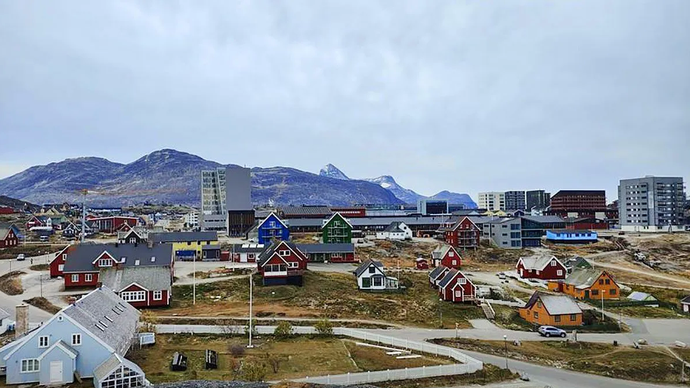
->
left=23, top=296, right=61, bottom=314
left=0, top=271, right=24, bottom=295
left=29, top=263, right=50, bottom=271
left=607, top=306, right=683, bottom=319
left=128, top=334, right=452, bottom=383
left=164, top=271, right=484, bottom=329
left=436, top=338, right=689, bottom=384
left=376, top=364, right=519, bottom=388
left=0, top=244, right=63, bottom=260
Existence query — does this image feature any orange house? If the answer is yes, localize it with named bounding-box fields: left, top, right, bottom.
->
left=519, top=292, right=583, bottom=326
left=548, top=269, right=620, bottom=300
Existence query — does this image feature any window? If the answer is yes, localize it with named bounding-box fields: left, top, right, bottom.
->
left=279, top=250, right=290, bottom=256
left=557, top=270, right=563, bottom=276
left=187, top=241, right=191, bottom=245
left=58, top=264, right=64, bottom=272
left=71, top=274, right=79, bottom=283
left=153, top=291, right=162, bottom=300
left=288, top=262, right=298, bottom=268
left=72, top=333, right=82, bottom=346
left=373, top=276, right=383, bottom=287
left=451, top=260, right=457, bottom=266
left=21, top=359, right=39, bottom=373
left=449, top=251, right=454, bottom=257
left=605, top=279, right=610, bottom=285
left=85, top=274, right=93, bottom=282
left=537, top=302, right=542, bottom=308
left=551, top=260, right=556, bottom=267
left=121, top=291, right=146, bottom=302
left=99, top=259, right=112, bottom=267
left=598, top=279, right=604, bottom=285
left=609, top=288, right=617, bottom=295
left=38, top=336, right=49, bottom=348
left=591, top=290, right=599, bottom=296
left=555, top=315, right=561, bottom=323
left=134, top=260, right=140, bottom=266
left=457, top=278, right=466, bottom=285
left=533, top=311, right=538, bottom=319
left=362, top=278, right=371, bottom=288
left=369, top=267, right=375, bottom=273
left=570, top=314, right=577, bottom=321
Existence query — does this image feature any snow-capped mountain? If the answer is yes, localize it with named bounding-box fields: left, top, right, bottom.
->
left=364, top=175, right=424, bottom=204
left=318, top=164, right=350, bottom=180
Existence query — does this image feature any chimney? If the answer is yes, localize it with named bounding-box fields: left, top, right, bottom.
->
left=68, top=297, right=77, bottom=305
left=15, top=304, right=29, bottom=339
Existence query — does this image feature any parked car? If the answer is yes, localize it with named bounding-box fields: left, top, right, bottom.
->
left=16, top=254, right=25, bottom=261
left=498, top=272, right=507, bottom=280
left=538, top=325, right=567, bottom=337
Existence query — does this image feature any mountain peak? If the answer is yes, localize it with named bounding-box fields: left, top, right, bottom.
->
left=319, top=164, right=350, bottom=180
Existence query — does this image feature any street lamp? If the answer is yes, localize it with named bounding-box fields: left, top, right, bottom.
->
left=455, top=322, right=459, bottom=339
left=503, top=335, right=508, bottom=370
left=248, top=271, right=254, bottom=348
left=601, top=290, right=605, bottom=321
left=438, top=298, right=443, bottom=327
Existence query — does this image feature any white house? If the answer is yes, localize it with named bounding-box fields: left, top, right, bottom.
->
left=354, top=259, right=399, bottom=291
left=681, top=296, right=690, bottom=314
left=376, top=222, right=413, bottom=240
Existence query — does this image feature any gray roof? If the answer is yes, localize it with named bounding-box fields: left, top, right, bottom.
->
left=525, top=292, right=581, bottom=315
left=521, top=215, right=566, bottom=224
left=383, top=222, right=405, bottom=233
left=149, top=231, right=217, bottom=243
left=295, top=243, right=354, bottom=254
left=62, top=286, right=140, bottom=355
left=0, top=307, right=9, bottom=321
left=681, top=295, right=690, bottom=304
left=354, top=259, right=384, bottom=277
left=429, top=266, right=448, bottom=281
left=93, top=353, right=144, bottom=381
left=627, top=291, right=657, bottom=302
left=232, top=243, right=267, bottom=253
left=432, top=245, right=452, bottom=260
left=62, top=243, right=173, bottom=273
left=202, top=244, right=221, bottom=250
left=438, top=268, right=459, bottom=288
left=280, top=206, right=332, bottom=216
left=287, top=215, right=454, bottom=228
left=0, top=228, right=11, bottom=240
left=99, top=266, right=172, bottom=292
left=519, top=255, right=558, bottom=270
left=563, top=269, right=605, bottom=289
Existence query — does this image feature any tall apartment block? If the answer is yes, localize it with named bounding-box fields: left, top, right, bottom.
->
left=526, top=190, right=550, bottom=211
left=618, top=176, right=686, bottom=232
left=504, top=191, right=526, bottom=210
left=226, top=166, right=255, bottom=237
left=549, top=190, right=607, bottom=218
left=200, top=167, right=227, bottom=231
left=478, top=192, right=505, bottom=211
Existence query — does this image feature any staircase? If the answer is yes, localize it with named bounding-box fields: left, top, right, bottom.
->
left=481, top=300, right=496, bottom=320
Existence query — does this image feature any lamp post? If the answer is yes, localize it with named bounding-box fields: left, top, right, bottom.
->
left=601, top=290, right=605, bottom=321
left=455, top=322, right=459, bottom=339
left=438, top=298, right=443, bottom=328
left=503, top=334, right=508, bottom=370
left=248, top=271, right=254, bottom=348
left=193, top=255, right=196, bottom=305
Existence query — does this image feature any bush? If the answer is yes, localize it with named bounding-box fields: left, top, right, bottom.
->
left=229, top=345, right=245, bottom=357
left=241, top=360, right=267, bottom=381
left=273, top=321, right=293, bottom=339
left=314, top=318, right=333, bottom=336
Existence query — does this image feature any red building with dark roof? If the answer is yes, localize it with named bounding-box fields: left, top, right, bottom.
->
left=548, top=190, right=607, bottom=218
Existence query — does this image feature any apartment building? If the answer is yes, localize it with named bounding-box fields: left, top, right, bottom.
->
left=618, top=176, right=686, bottom=232
left=549, top=190, right=607, bottom=218
left=478, top=192, right=505, bottom=211
left=526, top=190, right=550, bottom=211
left=200, top=167, right=227, bottom=231
left=504, top=191, right=526, bottom=210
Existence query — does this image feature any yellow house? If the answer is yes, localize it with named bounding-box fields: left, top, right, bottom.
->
left=149, top=231, right=219, bottom=260
left=519, top=291, right=583, bottom=327
left=548, top=269, right=620, bottom=300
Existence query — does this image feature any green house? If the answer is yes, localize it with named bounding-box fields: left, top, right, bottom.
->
left=322, top=212, right=352, bottom=243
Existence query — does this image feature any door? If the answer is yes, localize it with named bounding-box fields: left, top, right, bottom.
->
left=584, top=290, right=590, bottom=299
left=50, top=361, right=63, bottom=383
left=454, top=289, right=463, bottom=301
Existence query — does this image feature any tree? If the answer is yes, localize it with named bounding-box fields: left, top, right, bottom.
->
left=314, top=318, right=333, bottom=336
left=273, top=321, right=293, bottom=339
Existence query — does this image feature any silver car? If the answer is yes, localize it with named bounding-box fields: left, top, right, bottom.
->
left=538, top=325, right=567, bottom=337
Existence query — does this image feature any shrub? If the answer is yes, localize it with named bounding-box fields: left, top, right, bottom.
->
left=229, top=344, right=245, bottom=357
left=273, top=321, right=293, bottom=339
left=314, top=318, right=333, bottom=336
left=241, top=360, right=267, bottom=381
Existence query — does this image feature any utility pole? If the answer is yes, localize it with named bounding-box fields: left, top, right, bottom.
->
left=80, top=189, right=87, bottom=244
left=193, top=255, right=196, bottom=305
left=601, top=290, right=605, bottom=321
left=248, top=271, right=254, bottom=348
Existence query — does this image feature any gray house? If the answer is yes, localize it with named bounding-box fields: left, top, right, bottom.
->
left=0, top=287, right=144, bottom=388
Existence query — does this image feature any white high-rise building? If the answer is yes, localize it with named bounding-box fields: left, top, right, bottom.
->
left=618, top=176, right=686, bottom=232
left=200, top=167, right=227, bottom=231
left=478, top=192, right=505, bottom=211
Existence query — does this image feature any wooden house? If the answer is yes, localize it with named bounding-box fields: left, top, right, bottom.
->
left=519, top=291, right=583, bottom=326
left=354, top=259, right=399, bottom=291
left=548, top=269, right=620, bottom=300
left=431, top=245, right=462, bottom=269
left=321, top=212, right=352, bottom=243
left=437, top=269, right=476, bottom=303
left=440, top=217, right=480, bottom=249
left=256, top=213, right=290, bottom=245
left=516, top=255, right=566, bottom=280
left=0, top=227, right=18, bottom=248
left=257, top=241, right=308, bottom=286
left=428, top=266, right=450, bottom=287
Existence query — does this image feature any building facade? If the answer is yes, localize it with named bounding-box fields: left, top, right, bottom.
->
left=549, top=190, right=607, bottom=218
left=417, top=199, right=448, bottom=215
left=618, top=176, right=686, bottom=232
left=483, top=218, right=522, bottom=249
left=226, top=166, right=255, bottom=236
left=200, top=167, right=227, bottom=231
left=526, top=190, right=551, bottom=211
left=321, top=213, right=352, bottom=243
left=477, top=192, right=505, bottom=211
left=442, top=217, right=480, bottom=249
left=504, top=191, right=526, bottom=210
left=519, top=292, right=583, bottom=327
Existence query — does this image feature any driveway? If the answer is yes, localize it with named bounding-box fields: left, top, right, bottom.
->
left=0, top=252, right=56, bottom=323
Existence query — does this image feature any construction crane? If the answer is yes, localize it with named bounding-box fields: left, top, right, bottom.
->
left=76, top=187, right=186, bottom=242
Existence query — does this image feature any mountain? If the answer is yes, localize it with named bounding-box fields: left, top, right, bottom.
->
left=429, top=190, right=478, bottom=209
left=0, top=195, right=39, bottom=212
left=0, top=150, right=402, bottom=207
left=318, top=164, right=350, bottom=180
left=365, top=175, right=424, bottom=204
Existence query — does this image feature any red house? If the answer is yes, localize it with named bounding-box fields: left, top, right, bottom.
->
left=428, top=265, right=450, bottom=287
left=50, top=245, right=71, bottom=277
left=0, top=206, right=16, bottom=215
left=257, top=241, right=308, bottom=286
left=441, top=217, right=480, bottom=249
left=431, top=245, right=462, bottom=269
left=89, top=216, right=139, bottom=234
left=0, top=227, right=19, bottom=248
left=415, top=258, right=429, bottom=270
left=516, top=255, right=566, bottom=280
left=99, top=265, right=172, bottom=307
left=437, top=268, right=476, bottom=303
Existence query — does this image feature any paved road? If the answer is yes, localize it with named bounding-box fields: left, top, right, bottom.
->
left=0, top=253, right=55, bottom=323
left=157, top=314, right=401, bottom=328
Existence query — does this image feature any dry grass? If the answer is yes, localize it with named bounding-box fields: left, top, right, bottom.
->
left=376, top=364, right=519, bottom=388
left=0, top=271, right=24, bottom=295
left=128, top=334, right=450, bottom=383
left=436, top=338, right=688, bottom=384
left=29, top=264, right=50, bottom=271
left=23, top=297, right=61, bottom=314
left=166, top=271, right=484, bottom=329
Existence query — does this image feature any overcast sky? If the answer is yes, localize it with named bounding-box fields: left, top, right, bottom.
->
left=1, top=1, right=689, bottom=201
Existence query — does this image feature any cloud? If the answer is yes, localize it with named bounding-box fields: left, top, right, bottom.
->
left=0, top=0, right=689, bottom=200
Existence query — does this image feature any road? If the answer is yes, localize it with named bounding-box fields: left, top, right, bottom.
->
left=0, top=253, right=55, bottom=322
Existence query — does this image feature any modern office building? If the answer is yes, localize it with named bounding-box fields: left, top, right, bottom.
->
left=549, top=190, right=607, bottom=218
left=200, top=167, right=227, bottom=231
left=526, top=190, right=550, bottom=211
left=478, top=192, right=505, bottom=211
left=618, top=176, right=686, bottom=232
left=417, top=199, right=448, bottom=215
left=226, top=166, right=255, bottom=236
left=504, top=191, right=526, bottom=210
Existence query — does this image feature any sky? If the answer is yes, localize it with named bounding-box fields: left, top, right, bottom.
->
left=1, top=1, right=689, bottom=201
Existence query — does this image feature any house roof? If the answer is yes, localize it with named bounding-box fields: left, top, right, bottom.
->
left=62, top=286, right=140, bottom=355
left=548, top=229, right=596, bottom=234
left=0, top=228, right=11, bottom=240
left=232, top=243, right=266, bottom=253
left=432, top=245, right=457, bottom=260
left=383, top=222, right=405, bottom=233
left=258, top=212, right=289, bottom=229
left=0, top=307, right=9, bottom=321
left=99, top=266, right=172, bottom=292
left=681, top=295, right=690, bottom=305
left=149, top=231, right=217, bottom=243
left=281, top=206, right=332, bottom=217
left=438, top=268, right=459, bottom=288
left=552, top=190, right=605, bottom=197
left=94, top=353, right=144, bottom=381
left=202, top=244, right=221, bottom=250
left=521, top=215, right=566, bottom=224
left=257, top=240, right=307, bottom=267
left=295, top=243, right=354, bottom=254
left=627, top=291, right=657, bottom=302
left=62, top=243, right=173, bottom=273
left=286, top=215, right=454, bottom=228
left=429, top=266, right=448, bottom=281
left=525, top=292, right=582, bottom=315
left=517, top=255, right=560, bottom=271
left=322, top=212, right=353, bottom=229
left=354, top=259, right=384, bottom=277
left=37, top=340, right=78, bottom=361
left=563, top=269, right=606, bottom=289
left=564, top=256, right=592, bottom=270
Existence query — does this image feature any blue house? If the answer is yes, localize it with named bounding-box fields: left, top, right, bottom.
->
left=0, top=287, right=145, bottom=388
left=546, top=229, right=598, bottom=244
left=256, top=212, right=290, bottom=245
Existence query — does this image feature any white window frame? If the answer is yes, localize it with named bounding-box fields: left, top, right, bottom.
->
left=458, top=278, right=467, bottom=285
left=551, top=260, right=556, bottom=266
left=279, top=250, right=290, bottom=256
left=85, top=273, right=93, bottom=282
left=58, top=264, right=64, bottom=272
left=153, top=290, right=162, bottom=301
left=288, top=261, right=298, bottom=268
left=72, top=333, right=82, bottom=346
left=21, top=359, right=39, bottom=373
left=99, top=259, right=112, bottom=267
left=121, top=291, right=147, bottom=302
left=557, top=270, right=563, bottom=276
left=71, top=274, right=79, bottom=283
left=38, top=336, right=49, bottom=348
